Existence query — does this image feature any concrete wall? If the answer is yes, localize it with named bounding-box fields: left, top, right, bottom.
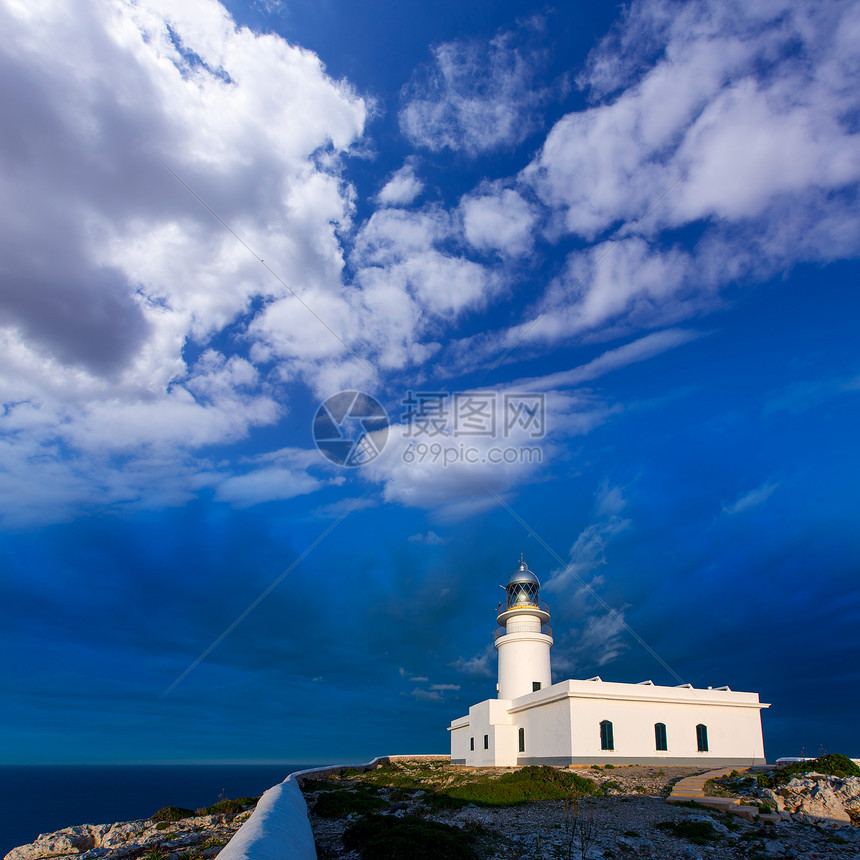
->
left=217, top=756, right=450, bottom=860
left=216, top=778, right=315, bottom=860
left=514, top=690, right=572, bottom=763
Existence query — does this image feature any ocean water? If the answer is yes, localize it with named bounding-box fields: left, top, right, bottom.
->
left=0, top=765, right=319, bottom=858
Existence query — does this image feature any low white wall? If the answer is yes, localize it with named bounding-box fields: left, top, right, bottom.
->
left=216, top=779, right=316, bottom=860
left=217, top=755, right=449, bottom=860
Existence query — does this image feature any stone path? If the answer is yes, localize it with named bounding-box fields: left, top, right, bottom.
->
left=666, top=765, right=782, bottom=823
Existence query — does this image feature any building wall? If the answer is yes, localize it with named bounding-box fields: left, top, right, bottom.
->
left=451, top=679, right=768, bottom=767
left=449, top=720, right=470, bottom=765
left=514, top=693, right=571, bottom=764
left=566, top=694, right=766, bottom=763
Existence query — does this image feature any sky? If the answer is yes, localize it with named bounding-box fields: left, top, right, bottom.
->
left=0, top=0, right=859, bottom=765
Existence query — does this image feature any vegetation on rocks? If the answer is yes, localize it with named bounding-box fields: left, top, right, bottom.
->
left=766, top=754, right=860, bottom=787
left=195, top=797, right=258, bottom=816
left=341, top=761, right=596, bottom=808
left=150, top=807, right=195, bottom=823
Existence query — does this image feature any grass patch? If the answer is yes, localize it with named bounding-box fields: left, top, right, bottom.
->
left=313, top=790, right=388, bottom=818
left=343, top=763, right=596, bottom=809
left=343, top=815, right=476, bottom=860
left=151, top=806, right=195, bottom=823
left=195, top=797, right=258, bottom=816
left=442, top=766, right=596, bottom=807
left=656, top=820, right=719, bottom=845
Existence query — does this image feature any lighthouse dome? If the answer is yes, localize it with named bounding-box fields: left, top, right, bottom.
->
left=505, top=557, right=541, bottom=610
left=508, top=562, right=539, bottom=586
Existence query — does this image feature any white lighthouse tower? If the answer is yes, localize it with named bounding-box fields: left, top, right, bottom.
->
left=495, top=556, right=553, bottom=699
left=449, top=554, right=769, bottom=767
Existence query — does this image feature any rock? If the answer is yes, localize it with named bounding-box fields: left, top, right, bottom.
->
left=761, top=788, right=785, bottom=811
left=5, top=826, right=100, bottom=860
left=763, top=840, right=785, bottom=855
left=615, top=834, right=655, bottom=854
left=833, top=776, right=860, bottom=809
left=684, top=812, right=729, bottom=834
left=791, top=782, right=851, bottom=825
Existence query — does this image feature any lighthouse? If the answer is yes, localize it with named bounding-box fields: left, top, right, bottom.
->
left=495, top=556, right=553, bottom=699
left=449, top=554, right=769, bottom=767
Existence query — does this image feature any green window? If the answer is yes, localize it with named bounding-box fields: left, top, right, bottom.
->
left=600, top=720, right=614, bottom=751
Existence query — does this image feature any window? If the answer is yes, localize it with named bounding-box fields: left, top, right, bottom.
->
left=532, top=681, right=541, bottom=692
left=518, top=727, right=525, bottom=753
left=470, top=737, right=474, bottom=751
left=696, top=724, right=709, bottom=752
left=655, top=723, right=668, bottom=751
left=484, top=734, right=489, bottom=750
left=600, top=720, right=614, bottom=751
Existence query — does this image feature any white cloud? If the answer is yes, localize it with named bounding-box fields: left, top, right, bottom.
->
left=0, top=0, right=369, bottom=520
left=451, top=644, right=495, bottom=677
left=514, top=328, right=704, bottom=391
left=722, top=480, right=779, bottom=516
left=545, top=483, right=630, bottom=596
left=377, top=162, right=424, bottom=206
left=511, top=0, right=860, bottom=346
left=399, top=24, right=554, bottom=156
left=215, top=467, right=321, bottom=507
left=461, top=189, right=536, bottom=257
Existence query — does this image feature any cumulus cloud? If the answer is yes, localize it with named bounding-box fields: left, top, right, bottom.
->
left=400, top=22, right=555, bottom=155
left=0, top=0, right=368, bottom=520
left=461, top=189, right=536, bottom=257
left=377, top=162, right=424, bottom=206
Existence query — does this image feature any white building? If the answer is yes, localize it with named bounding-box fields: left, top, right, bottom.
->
left=449, top=558, right=769, bottom=767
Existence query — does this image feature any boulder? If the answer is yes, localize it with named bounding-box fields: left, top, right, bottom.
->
left=5, top=826, right=102, bottom=860
left=792, top=782, right=851, bottom=825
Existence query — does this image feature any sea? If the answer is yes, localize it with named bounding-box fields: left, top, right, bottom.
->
left=0, top=765, right=320, bottom=859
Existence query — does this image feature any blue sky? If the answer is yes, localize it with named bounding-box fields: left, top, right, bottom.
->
left=1, top=0, right=859, bottom=764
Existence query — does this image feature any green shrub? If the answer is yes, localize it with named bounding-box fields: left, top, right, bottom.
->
left=313, top=790, right=388, bottom=818
left=442, top=766, right=595, bottom=807
left=151, top=806, right=195, bottom=823
left=764, top=754, right=860, bottom=788
left=196, top=797, right=258, bottom=816
left=343, top=815, right=476, bottom=860
left=603, top=763, right=615, bottom=769
left=656, top=820, right=718, bottom=845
